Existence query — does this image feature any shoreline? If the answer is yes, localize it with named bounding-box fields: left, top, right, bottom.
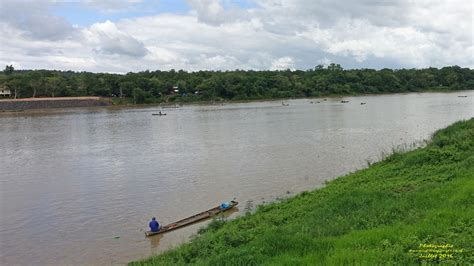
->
left=1, top=89, right=470, bottom=114
left=0, top=96, right=111, bottom=112
left=0, top=96, right=104, bottom=102
left=131, top=118, right=474, bottom=264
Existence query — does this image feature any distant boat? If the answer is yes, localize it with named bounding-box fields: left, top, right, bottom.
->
left=152, top=112, right=166, bottom=116
left=360, top=102, right=366, bottom=105
left=282, top=102, right=289, bottom=106
left=341, top=100, right=349, bottom=103
left=145, top=201, right=238, bottom=236
left=458, top=95, right=468, bottom=98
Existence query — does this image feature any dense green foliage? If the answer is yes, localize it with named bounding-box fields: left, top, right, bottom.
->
left=1, top=64, right=473, bottom=103
left=131, top=119, right=474, bottom=265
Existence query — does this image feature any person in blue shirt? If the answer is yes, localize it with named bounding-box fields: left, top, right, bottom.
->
left=149, top=217, right=160, bottom=232
left=219, top=202, right=230, bottom=210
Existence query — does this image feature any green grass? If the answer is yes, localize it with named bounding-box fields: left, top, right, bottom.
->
left=131, top=119, right=474, bottom=265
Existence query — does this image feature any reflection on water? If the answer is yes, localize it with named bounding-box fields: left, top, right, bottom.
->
left=0, top=91, right=473, bottom=265
left=149, top=234, right=162, bottom=249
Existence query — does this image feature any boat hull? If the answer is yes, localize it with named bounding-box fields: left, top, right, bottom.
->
left=145, top=201, right=238, bottom=237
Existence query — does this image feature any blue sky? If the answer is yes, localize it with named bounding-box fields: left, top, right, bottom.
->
left=51, top=1, right=190, bottom=26
left=0, top=0, right=472, bottom=73
left=51, top=0, right=257, bottom=27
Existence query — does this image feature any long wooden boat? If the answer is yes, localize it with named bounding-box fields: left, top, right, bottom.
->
left=145, top=201, right=238, bottom=237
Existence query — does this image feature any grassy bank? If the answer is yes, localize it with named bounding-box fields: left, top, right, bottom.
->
left=131, top=119, right=474, bottom=265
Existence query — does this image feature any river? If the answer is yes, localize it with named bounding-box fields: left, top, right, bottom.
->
left=0, top=91, right=473, bottom=265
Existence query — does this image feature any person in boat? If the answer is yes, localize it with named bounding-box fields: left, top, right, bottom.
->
left=219, top=202, right=231, bottom=210
left=149, top=217, right=160, bottom=232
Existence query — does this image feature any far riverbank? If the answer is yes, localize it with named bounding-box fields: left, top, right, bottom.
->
left=0, top=97, right=111, bottom=111
left=1, top=89, right=470, bottom=112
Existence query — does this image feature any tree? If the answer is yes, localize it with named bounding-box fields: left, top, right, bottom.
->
left=132, top=88, right=153, bottom=104
left=0, top=64, right=471, bottom=101
left=6, top=76, right=27, bottom=99
left=118, top=81, right=135, bottom=98
left=4, top=65, right=14, bottom=75
left=27, top=72, right=44, bottom=97
left=45, top=76, right=62, bottom=97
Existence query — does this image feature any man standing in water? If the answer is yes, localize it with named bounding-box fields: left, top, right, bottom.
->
left=149, top=217, right=160, bottom=232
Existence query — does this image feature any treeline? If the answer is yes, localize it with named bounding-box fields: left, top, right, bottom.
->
left=1, top=64, right=473, bottom=103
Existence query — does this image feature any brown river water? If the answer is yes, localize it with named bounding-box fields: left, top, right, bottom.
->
left=1, top=92, right=473, bottom=265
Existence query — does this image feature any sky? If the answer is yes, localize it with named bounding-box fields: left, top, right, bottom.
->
left=0, top=0, right=472, bottom=73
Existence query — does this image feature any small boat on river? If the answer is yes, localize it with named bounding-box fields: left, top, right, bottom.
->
left=152, top=112, right=166, bottom=116
left=145, top=200, right=239, bottom=237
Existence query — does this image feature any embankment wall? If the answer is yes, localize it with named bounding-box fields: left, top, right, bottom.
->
left=0, top=97, right=111, bottom=111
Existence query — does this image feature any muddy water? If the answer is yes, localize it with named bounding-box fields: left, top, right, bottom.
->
left=1, top=91, right=473, bottom=265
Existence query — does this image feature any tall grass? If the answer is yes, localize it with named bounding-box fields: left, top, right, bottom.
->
left=131, top=118, right=474, bottom=265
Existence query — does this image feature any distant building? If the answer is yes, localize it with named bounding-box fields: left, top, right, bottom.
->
left=0, top=88, right=11, bottom=97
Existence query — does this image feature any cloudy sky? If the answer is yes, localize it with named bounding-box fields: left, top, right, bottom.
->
left=0, top=0, right=472, bottom=73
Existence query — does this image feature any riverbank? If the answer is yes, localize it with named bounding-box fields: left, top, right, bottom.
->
left=0, top=97, right=111, bottom=111
left=112, top=87, right=469, bottom=106
left=104, top=90, right=473, bottom=111
left=1, top=90, right=470, bottom=112
left=131, top=118, right=473, bottom=265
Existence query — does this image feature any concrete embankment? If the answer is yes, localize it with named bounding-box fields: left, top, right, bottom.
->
left=0, top=97, right=111, bottom=111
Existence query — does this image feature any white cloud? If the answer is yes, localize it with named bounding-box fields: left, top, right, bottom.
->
left=187, top=0, right=249, bottom=25
left=187, top=0, right=226, bottom=25
left=299, top=19, right=441, bottom=65
left=0, top=0, right=472, bottom=72
left=0, top=0, right=78, bottom=40
left=85, top=20, right=149, bottom=57
left=270, top=57, right=295, bottom=70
